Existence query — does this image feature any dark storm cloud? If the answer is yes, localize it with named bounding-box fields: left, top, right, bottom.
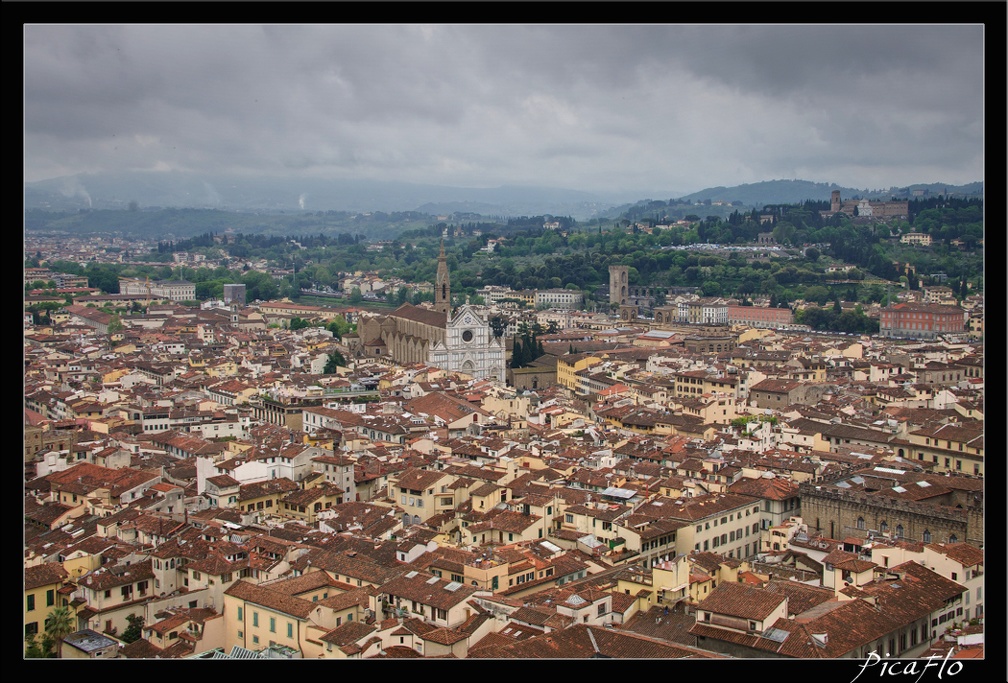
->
left=24, top=24, right=985, bottom=195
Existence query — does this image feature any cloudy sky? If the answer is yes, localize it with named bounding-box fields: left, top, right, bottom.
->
left=24, top=23, right=986, bottom=197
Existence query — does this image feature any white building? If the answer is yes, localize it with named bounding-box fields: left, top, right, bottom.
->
left=430, top=304, right=506, bottom=382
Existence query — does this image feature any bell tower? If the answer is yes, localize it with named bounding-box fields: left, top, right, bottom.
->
left=435, top=239, right=451, bottom=319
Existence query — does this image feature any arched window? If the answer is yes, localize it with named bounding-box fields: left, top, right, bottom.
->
left=856, top=517, right=865, bottom=530
left=948, top=534, right=957, bottom=543
left=895, top=524, right=903, bottom=538
left=879, top=521, right=888, bottom=534
left=922, top=529, right=931, bottom=543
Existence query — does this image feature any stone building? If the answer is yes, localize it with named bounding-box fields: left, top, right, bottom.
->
left=354, top=243, right=505, bottom=382
left=798, top=469, right=983, bottom=549
left=825, top=190, right=909, bottom=220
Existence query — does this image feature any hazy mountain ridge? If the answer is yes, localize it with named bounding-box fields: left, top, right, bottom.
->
left=675, top=179, right=984, bottom=206
left=24, top=171, right=983, bottom=221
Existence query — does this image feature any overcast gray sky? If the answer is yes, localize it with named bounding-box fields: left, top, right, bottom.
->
left=23, top=23, right=986, bottom=197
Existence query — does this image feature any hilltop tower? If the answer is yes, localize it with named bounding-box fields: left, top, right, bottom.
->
left=609, top=265, right=628, bottom=306
left=435, top=239, right=451, bottom=319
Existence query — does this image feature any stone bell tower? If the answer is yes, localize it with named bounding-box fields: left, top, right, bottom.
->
left=435, top=239, right=451, bottom=319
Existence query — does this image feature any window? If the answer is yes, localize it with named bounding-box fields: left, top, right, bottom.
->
left=856, top=517, right=865, bottom=530
left=26, top=595, right=35, bottom=612
left=895, top=525, right=903, bottom=538
left=269, top=616, right=276, bottom=633
left=253, top=612, right=258, bottom=627
left=879, top=521, right=888, bottom=534
left=287, top=623, right=293, bottom=638
left=923, top=529, right=931, bottom=543
left=253, top=635, right=259, bottom=645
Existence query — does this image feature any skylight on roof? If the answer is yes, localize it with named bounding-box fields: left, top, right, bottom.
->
left=763, top=628, right=789, bottom=643
left=892, top=486, right=907, bottom=493
left=444, top=581, right=463, bottom=592
left=405, top=570, right=418, bottom=578
left=916, top=481, right=931, bottom=487
left=426, top=576, right=440, bottom=584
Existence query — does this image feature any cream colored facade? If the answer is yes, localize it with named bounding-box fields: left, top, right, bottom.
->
left=556, top=354, right=603, bottom=392
left=670, top=495, right=764, bottom=560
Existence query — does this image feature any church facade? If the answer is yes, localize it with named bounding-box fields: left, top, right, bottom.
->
left=431, top=305, right=506, bottom=382
left=354, top=242, right=506, bottom=382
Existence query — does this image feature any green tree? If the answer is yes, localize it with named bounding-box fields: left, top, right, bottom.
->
left=804, top=286, right=831, bottom=306
left=121, top=613, right=144, bottom=644
left=289, top=316, right=311, bottom=331
left=324, top=350, right=346, bottom=373
left=24, top=633, right=46, bottom=658
left=44, top=606, right=75, bottom=658
left=489, top=315, right=507, bottom=338
left=325, top=315, right=353, bottom=340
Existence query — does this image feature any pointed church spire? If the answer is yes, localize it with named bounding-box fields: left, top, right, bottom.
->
left=436, top=238, right=451, bottom=320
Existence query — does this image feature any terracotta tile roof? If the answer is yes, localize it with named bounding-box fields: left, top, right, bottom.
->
left=24, top=561, right=70, bottom=590
left=223, top=579, right=318, bottom=619
left=928, top=542, right=983, bottom=567
left=318, top=619, right=376, bottom=647
left=762, top=580, right=836, bottom=617
left=697, top=581, right=787, bottom=621
left=470, top=623, right=719, bottom=659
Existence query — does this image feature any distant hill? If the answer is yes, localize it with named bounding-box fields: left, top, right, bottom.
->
left=675, top=179, right=984, bottom=206
left=24, top=171, right=983, bottom=224
left=23, top=171, right=636, bottom=221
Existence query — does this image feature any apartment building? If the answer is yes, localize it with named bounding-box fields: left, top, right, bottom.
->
left=662, top=492, right=763, bottom=560
left=879, top=303, right=966, bottom=340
